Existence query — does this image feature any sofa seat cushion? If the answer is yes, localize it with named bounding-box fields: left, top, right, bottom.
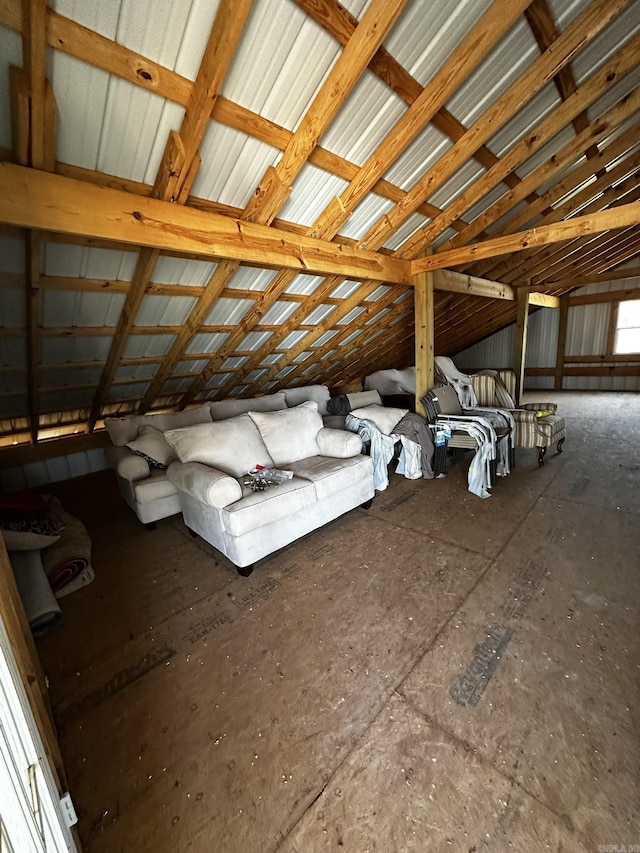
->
left=248, top=401, right=323, bottom=465
left=133, top=470, right=178, bottom=504
left=287, top=454, right=371, bottom=501
left=164, top=414, right=274, bottom=478
left=222, top=477, right=315, bottom=538
left=532, top=413, right=565, bottom=439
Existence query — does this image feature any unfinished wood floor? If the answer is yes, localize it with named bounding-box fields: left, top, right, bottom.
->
left=37, top=392, right=640, bottom=853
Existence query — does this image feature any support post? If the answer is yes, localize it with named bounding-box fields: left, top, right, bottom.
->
left=513, top=286, right=530, bottom=403
left=414, top=249, right=434, bottom=416
left=554, top=293, right=570, bottom=390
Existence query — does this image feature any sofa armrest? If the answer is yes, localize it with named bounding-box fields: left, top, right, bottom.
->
left=518, top=402, right=558, bottom=415
left=316, top=427, right=362, bottom=458
left=167, top=461, right=242, bottom=508
left=106, top=445, right=150, bottom=481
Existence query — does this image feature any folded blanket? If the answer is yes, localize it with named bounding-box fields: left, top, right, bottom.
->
left=41, top=497, right=93, bottom=594
left=10, top=549, right=62, bottom=636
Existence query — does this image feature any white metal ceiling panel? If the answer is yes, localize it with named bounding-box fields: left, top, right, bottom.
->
left=0, top=340, right=25, bottom=367
left=187, top=332, right=228, bottom=353
left=0, top=236, right=25, bottom=273
left=385, top=0, right=493, bottom=88
left=114, top=365, right=158, bottom=382
left=237, top=331, right=273, bottom=351
left=320, top=70, right=406, bottom=167
left=221, top=0, right=340, bottom=130
left=191, top=122, right=280, bottom=207
left=152, top=257, right=217, bottom=285
left=43, top=243, right=137, bottom=280
left=284, top=274, right=324, bottom=296
left=339, top=195, right=395, bottom=243
left=330, top=281, right=360, bottom=299
left=303, top=304, right=335, bottom=326
left=41, top=291, right=125, bottom=328
left=258, top=301, right=299, bottom=325
left=41, top=336, right=112, bottom=363
left=446, top=17, right=539, bottom=128
left=135, top=295, right=198, bottom=326
left=383, top=212, right=429, bottom=252
left=176, top=359, right=208, bottom=373
left=572, top=2, right=640, bottom=85
left=338, top=306, right=365, bottom=325
left=0, top=25, right=21, bottom=150
left=225, top=267, right=278, bottom=292
left=123, top=334, right=176, bottom=358
left=383, top=124, right=451, bottom=193
left=205, top=297, right=253, bottom=326
left=0, top=288, right=23, bottom=327
left=40, top=367, right=103, bottom=389
left=278, top=164, right=348, bottom=227
left=487, top=82, right=561, bottom=160
left=428, top=159, right=485, bottom=210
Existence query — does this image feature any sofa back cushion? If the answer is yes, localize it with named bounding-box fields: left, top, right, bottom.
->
left=126, top=425, right=176, bottom=470
left=164, top=414, right=274, bottom=478
left=282, top=384, right=330, bottom=416
left=105, top=404, right=212, bottom=446
left=248, top=401, right=323, bottom=465
left=209, top=391, right=287, bottom=421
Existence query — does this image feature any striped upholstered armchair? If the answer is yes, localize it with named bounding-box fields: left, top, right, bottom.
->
left=471, top=369, right=565, bottom=467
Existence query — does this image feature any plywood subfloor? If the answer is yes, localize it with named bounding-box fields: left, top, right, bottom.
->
left=36, top=392, right=640, bottom=852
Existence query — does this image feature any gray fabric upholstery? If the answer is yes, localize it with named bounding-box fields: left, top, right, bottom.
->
left=283, top=384, right=331, bottom=416
left=223, top=477, right=316, bottom=537
left=166, top=461, right=242, bottom=508
left=209, top=391, right=287, bottom=420
left=106, top=445, right=150, bottom=481
left=316, top=427, right=362, bottom=458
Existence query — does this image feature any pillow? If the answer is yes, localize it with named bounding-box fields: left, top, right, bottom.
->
left=283, top=385, right=331, bottom=416
left=248, top=401, right=323, bottom=465
left=2, top=529, right=61, bottom=551
left=350, top=404, right=408, bottom=435
left=209, top=391, right=287, bottom=421
left=127, top=426, right=176, bottom=470
left=104, top=415, right=141, bottom=447
left=164, top=415, right=273, bottom=478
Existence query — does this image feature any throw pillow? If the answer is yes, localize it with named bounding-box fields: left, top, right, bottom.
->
left=248, top=401, right=323, bottom=465
left=350, top=404, right=408, bottom=435
left=164, top=414, right=274, bottom=478
left=127, top=425, right=176, bottom=470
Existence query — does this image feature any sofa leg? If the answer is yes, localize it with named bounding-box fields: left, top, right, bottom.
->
left=145, top=522, right=157, bottom=531
left=361, top=498, right=373, bottom=510
left=537, top=446, right=546, bottom=467
left=557, top=437, right=565, bottom=455
left=237, top=564, right=254, bottom=578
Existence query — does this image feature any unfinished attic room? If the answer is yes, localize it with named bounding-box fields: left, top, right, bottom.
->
left=2, top=0, right=640, bottom=850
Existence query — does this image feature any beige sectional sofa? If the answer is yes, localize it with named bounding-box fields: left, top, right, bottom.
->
left=104, top=385, right=335, bottom=527
left=104, top=386, right=374, bottom=574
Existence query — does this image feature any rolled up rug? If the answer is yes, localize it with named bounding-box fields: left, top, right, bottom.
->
left=9, top=549, right=62, bottom=637
left=41, top=497, right=93, bottom=595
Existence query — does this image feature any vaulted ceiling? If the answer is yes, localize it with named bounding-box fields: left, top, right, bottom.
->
left=1, top=0, right=639, bottom=445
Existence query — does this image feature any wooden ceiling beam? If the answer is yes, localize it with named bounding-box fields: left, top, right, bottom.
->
left=296, top=0, right=515, bottom=188
left=0, top=164, right=411, bottom=284
left=441, top=85, right=640, bottom=253
left=88, top=0, right=253, bottom=425
left=363, top=0, right=634, bottom=256
left=404, top=41, right=640, bottom=259
left=412, top=200, right=640, bottom=274
left=143, top=0, right=408, bottom=411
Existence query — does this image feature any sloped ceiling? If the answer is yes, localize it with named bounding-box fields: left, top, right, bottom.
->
left=0, top=0, right=639, bottom=444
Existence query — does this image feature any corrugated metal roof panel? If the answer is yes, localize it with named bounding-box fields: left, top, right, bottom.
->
left=237, top=331, right=273, bottom=351
left=487, top=83, right=561, bottom=160
left=205, top=297, right=253, bottom=325
left=278, top=163, right=348, bottom=227
left=0, top=371, right=25, bottom=394
left=340, top=195, right=395, bottom=242
left=429, top=160, right=486, bottom=211
left=382, top=212, right=429, bottom=252
left=43, top=243, right=137, bottom=280
left=108, top=382, right=150, bottom=401
left=0, top=26, right=21, bottom=149
left=114, top=364, right=157, bottom=381
left=161, top=377, right=194, bottom=394
left=123, top=333, right=177, bottom=358
left=314, top=330, right=338, bottom=348
left=572, top=2, right=640, bottom=85
left=365, top=285, right=391, bottom=302
left=187, top=332, right=228, bottom=353
left=329, top=281, right=360, bottom=300
left=40, top=367, right=103, bottom=388
left=176, top=359, right=208, bottom=373
left=383, top=125, right=451, bottom=193
left=385, top=0, right=492, bottom=88
left=222, top=0, right=339, bottom=130
left=41, top=336, right=113, bottom=363
left=0, top=236, right=25, bottom=273
left=279, top=330, right=307, bottom=350
left=0, top=340, right=26, bottom=367
left=220, top=356, right=248, bottom=370
left=204, top=372, right=233, bottom=388
left=135, top=294, right=198, bottom=326
left=514, top=125, right=577, bottom=181
left=320, top=70, right=406, bottom=167
left=152, top=257, right=217, bottom=285
left=0, top=394, right=28, bottom=418
left=446, top=16, right=539, bottom=128
left=41, top=290, right=126, bottom=327
left=225, top=267, right=278, bottom=292
left=261, top=354, right=282, bottom=366
left=258, top=301, right=299, bottom=326
left=191, top=122, right=279, bottom=207
left=284, top=274, right=324, bottom=296
left=303, top=304, right=335, bottom=325
left=338, top=306, right=365, bottom=325
left=365, top=308, right=390, bottom=326
left=0, top=288, right=24, bottom=327
left=41, top=388, right=95, bottom=410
